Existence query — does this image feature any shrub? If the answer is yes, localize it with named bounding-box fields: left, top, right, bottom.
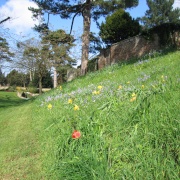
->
left=7, top=86, right=16, bottom=92
left=27, top=86, right=39, bottom=93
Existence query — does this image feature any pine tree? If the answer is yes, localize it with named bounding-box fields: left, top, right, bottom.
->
left=42, top=29, right=76, bottom=88
left=141, top=0, right=180, bottom=28
left=0, top=37, right=14, bottom=63
left=29, top=0, right=138, bottom=75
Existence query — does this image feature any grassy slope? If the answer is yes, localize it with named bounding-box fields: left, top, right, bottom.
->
left=0, top=93, right=44, bottom=179
left=32, top=50, right=180, bottom=179
left=0, top=50, right=179, bottom=179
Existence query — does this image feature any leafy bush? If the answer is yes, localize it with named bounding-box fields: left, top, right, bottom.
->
left=27, top=86, right=38, bottom=93
left=7, top=86, right=16, bottom=92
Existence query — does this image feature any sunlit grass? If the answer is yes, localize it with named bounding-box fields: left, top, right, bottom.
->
left=32, top=50, right=180, bottom=179
left=0, top=102, right=44, bottom=179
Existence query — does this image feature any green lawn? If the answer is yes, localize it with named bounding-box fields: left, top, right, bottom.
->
left=0, top=92, right=44, bottom=179
left=0, top=91, right=26, bottom=109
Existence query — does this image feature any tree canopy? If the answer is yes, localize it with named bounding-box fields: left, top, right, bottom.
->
left=100, top=9, right=141, bottom=45
left=29, top=0, right=138, bottom=75
left=140, top=0, right=180, bottom=28
left=0, top=37, right=14, bottom=63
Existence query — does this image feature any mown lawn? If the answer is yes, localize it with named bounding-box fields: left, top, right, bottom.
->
left=0, top=91, right=25, bottom=109
left=0, top=92, right=44, bottom=179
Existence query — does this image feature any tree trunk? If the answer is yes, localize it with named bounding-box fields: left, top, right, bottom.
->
left=81, top=0, right=91, bottom=75
left=53, top=67, right=57, bottom=88
left=29, top=70, right=32, bottom=82
left=39, top=75, right=42, bottom=94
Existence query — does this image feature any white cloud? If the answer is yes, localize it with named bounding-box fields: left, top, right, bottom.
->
left=0, top=0, right=39, bottom=35
left=173, top=0, right=180, bottom=9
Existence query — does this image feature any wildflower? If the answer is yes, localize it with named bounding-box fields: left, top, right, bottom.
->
left=68, top=98, right=73, bottom=104
left=48, top=103, right=52, bottom=110
left=161, top=75, right=166, bottom=82
left=72, top=130, right=81, bottom=139
left=97, top=85, right=103, bottom=90
left=74, top=104, right=79, bottom=111
left=92, top=90, right=100, bottom=95
left=59, top=86, right=62, bottom=90
left=132, top=93, right=136, bottom=97
left=141, top=85, right=145, bottom=89
left=118, top=85, right=123, bottom=89
left=130, top=96, right=137, bottom=102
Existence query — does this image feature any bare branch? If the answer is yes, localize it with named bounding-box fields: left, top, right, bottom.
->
left=0, top=17, right=10, bottom=24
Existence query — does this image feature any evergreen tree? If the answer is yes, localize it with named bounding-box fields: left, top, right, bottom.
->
left=0, top=37, right=14, bottom=63
left=141, top=0, right=180, bottom=28
left=42, top=29, right=76, bottom=88
left=100, top=9, right=141, bottom=45
left=29, top=0, right=138, bottom=75
left=0, top=68, right=7, bottom=85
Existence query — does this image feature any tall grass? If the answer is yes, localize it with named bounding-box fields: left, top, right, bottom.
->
left=32, top=50, right=180, bottom=179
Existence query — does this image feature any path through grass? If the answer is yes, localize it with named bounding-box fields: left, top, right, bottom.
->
left=0, top=92, right=43, bottom=179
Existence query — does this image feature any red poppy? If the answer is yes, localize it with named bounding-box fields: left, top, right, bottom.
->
left=72, top=130, right=81, bottom=139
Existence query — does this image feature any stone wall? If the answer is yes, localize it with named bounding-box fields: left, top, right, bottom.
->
left=67, top=68, right=80, bottom=82
left=98, top=35, right=160, bottom=69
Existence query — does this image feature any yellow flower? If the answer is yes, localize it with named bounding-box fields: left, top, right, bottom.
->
left=118, top=85, right=123, bottom=89
left=92, top=90, right=100, bottom=95
left=141, top=85, right=145, bottom=89
left=97, top=85, right=103, bottom=90
left=130, top=96, right=137, bottom=102
left=132, top=93, right=136, bottom=97
left=59, top=86, right=62, bottom=90
left=68, top=98, right=73, bottom=104
left=48, top=103, right=52, bottom=109
left=74, top=104, right=79, bottom=111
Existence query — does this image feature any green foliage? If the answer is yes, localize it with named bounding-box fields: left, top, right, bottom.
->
left=30, top=0, right=139, bottom=26
left=141, top=23, right=180, bottom=46
left=0, top=68, right=7, bottom=85
left=30, top=0, right=139, bottom=75
left=27, top=85, right=38, bottom=94
left=31, top=70, right=53, bottom=88
left=6, top=69, right=29, bottom=87
left=7, top=86, right=16, bottom=92
left=140, top=0, right=180, bottom=28
left=0, top=37, right=14, bottom=63
left=42, top=29, right=76, bottom=66
left=100, top=9, right=141, bottom=45
left=31, top=50, right=180, bottom=179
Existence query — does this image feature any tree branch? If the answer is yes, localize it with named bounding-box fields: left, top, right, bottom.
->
left=0, top=17, right=10, bottom=24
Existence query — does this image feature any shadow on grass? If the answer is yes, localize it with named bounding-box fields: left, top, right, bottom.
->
left=0, top=91, right=36, bottom=110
